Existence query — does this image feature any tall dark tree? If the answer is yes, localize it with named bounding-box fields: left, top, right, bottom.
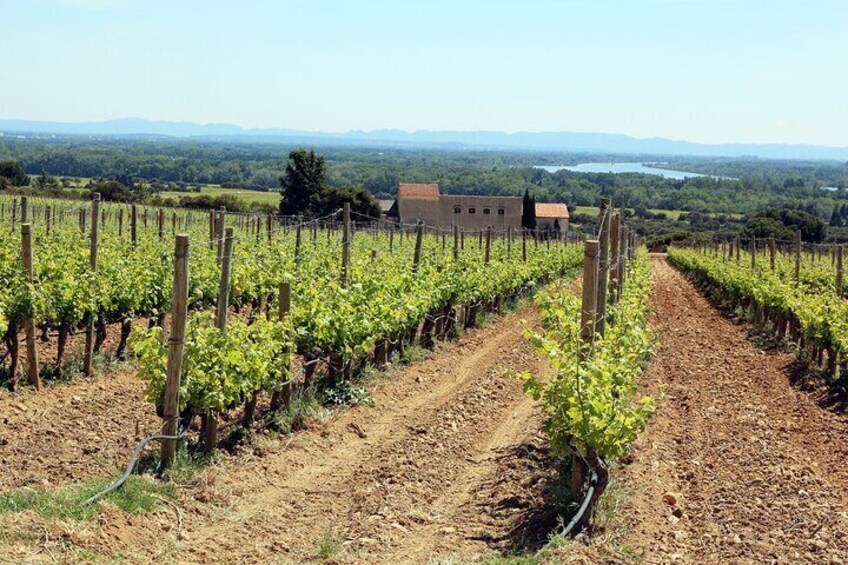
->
left=279, top=149, right=326, bottom=217
left=279, top=148, right=381, bottom=219
left=830, top=206, right=842, bottom=227
left=0, top=160, right=30, bottom=186
left=521, top=189, right=536, bottom=229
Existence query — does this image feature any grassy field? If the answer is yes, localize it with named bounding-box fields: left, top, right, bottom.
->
left=158, top=185, right=280, bottom=206
left=572, top=206, right=743, bottom=220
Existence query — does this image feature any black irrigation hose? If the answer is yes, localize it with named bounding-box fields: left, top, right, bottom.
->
left=561, top=466, right=600, bottom=537
left=83, top=431, right=187, bottom=506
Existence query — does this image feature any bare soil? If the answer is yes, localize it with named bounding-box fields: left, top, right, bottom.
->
left=614, top=256, right=848, bottom=564
left=5, top=258, right=848, bottom=564
left=0, top=302, right=559, bottom=564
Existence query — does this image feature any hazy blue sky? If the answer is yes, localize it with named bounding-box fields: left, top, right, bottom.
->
left=3, top=0, right=847, bottom=145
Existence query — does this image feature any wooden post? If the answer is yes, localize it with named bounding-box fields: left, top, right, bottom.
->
left=768, top=236, right=776, bottom=271
left=609, top=213, right=621, bottom=304
left=216, top=208, right=226, bottom=265
left=21, top=196, right=28, bottom=224
left=216, top=228, right=235, bottom=332
left=131, top=204, right=138, bottom=247
left=266, top=214, right=272, bottom=244
left=735, top=236, right=740, bottom=262
left=453, top=225, right=459, bottom=261
left=413, top=220, right=424, bottom=274
left=580, top=240, right=600, bottom=354
left=507, top=226, right=512, bottom=259
left=21, top=224, right=40, bottom=389
left=596, top=199, right=612, bottom=337
left=795, top=230, right=802, bottom=283
left=207, top=227, right=234, bottom=455
left=11, top=198, right=17, bottom=227
left=484, top=226, right=492, bottom=264
left=750, top=240, right=756, bottom=271
left=522, top=229, right=527, bottom=262
left=294, top=221, right=302, bottom=267
left=45, top=206, right=51, bottom=236
left=574, top=238, right=601, bottom=492
left=158, top=209, right=164, bottom=239
left=837, top=245, right=844, bottom=298
left=270, top=282, right=293, bottom=411
left=618, top=225, right=629, bottom=296
left=160, top=235, right=189, bottom=469
left=118, top=208, right=124, bottom=237
left=84, top=193, right=100, bottom=377
left=341, top=203, right=351, bottom=287
left=208, top=210, right=215, bottom=250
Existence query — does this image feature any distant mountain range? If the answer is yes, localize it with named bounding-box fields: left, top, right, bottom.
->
left=1, top=117, right=847, bottom=161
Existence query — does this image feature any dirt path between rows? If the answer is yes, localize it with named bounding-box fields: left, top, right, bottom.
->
left=1, top=301, right=558, bottom=564
left=616, top=256, right=848, bottom=564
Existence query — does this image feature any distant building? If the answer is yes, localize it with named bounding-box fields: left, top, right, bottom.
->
left=377, top=199, right=396, bottom=219
left=392, top=183, right=533, bottom=230
left=535, top=202, right=570, bottom=233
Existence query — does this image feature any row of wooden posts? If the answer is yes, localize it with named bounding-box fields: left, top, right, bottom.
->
left=9, top=192, right=573, bottom=391
left=681, top=231, right=846, bottom=294
left=159, top=203, right=580, bottom=465
left=571, top=199, right=639, bottom=530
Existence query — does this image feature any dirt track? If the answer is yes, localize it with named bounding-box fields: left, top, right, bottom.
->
left=0, top=302, right=557, bottom=564
left=5, top=258, right=848, bottom=564
left=616, top=257, right=848, bottom=563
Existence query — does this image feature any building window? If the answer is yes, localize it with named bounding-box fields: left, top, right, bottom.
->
left=497, top=208, right=505, bottom=215
left=483, top=207, right=491, bottom=215
left=454, top=206, right=461, bottom=214
left=468, top=207, right=476, bottom=214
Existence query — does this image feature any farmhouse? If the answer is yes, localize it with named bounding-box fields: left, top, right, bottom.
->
left=535, top=202, right=570, bottom=232
left=390, top=183, right=568, bottom=232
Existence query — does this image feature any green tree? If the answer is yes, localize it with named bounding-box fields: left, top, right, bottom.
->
left=521, top=189, right=536, bottom=229
left=831, top=206, right=843, bottom=227
left=34, top=171, right=59, bottom=190
left=279, top=149, right=325, bottom=217
left=743, top=208, right=826, bottom=242
left=0, top=160, right=30, bottom=186
left=89, top=179, right=137, bottom=202
left=279, top=149, right=380, bottom=219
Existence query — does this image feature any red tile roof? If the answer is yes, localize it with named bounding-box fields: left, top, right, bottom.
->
left=398, top=183, right=440, bottom=200
left=535, top=202, right=570, bottom=219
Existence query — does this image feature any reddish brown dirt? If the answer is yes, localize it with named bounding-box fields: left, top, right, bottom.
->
left=615, top=256, right=848, bottom=563
left=0, top=302, right=557, bottom=564
left=0, top=368, right=159, bottom=490
left=7, top=258, right=848, bottom=563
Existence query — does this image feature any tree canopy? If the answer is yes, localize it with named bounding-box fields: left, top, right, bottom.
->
left=279, top=149, right=380, bottom=219
left=0, top=160, right=29, bottom=187
left=521, top=189, right=536, bottom=229
left=742, top=208, right=826, bottom=242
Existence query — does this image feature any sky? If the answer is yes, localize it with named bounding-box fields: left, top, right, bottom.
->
left=3, top=0, right=848, bottom=146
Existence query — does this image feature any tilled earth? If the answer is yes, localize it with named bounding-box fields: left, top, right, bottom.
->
left=0, top=302, right=558, bottom=564
left=616, top=256, right=848, bottom=564
left=4, top=259, right=848, bottom=564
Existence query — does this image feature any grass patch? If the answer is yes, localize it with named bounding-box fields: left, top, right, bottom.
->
left=402, top=343, right=430, bottom=364
left=267, top=392, right=330, bottom=435
left=0, top=475, right=174, bottom=521
left=316, top=526, right=343, bottom=560
left=158, top=185, right=280, bottom=206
